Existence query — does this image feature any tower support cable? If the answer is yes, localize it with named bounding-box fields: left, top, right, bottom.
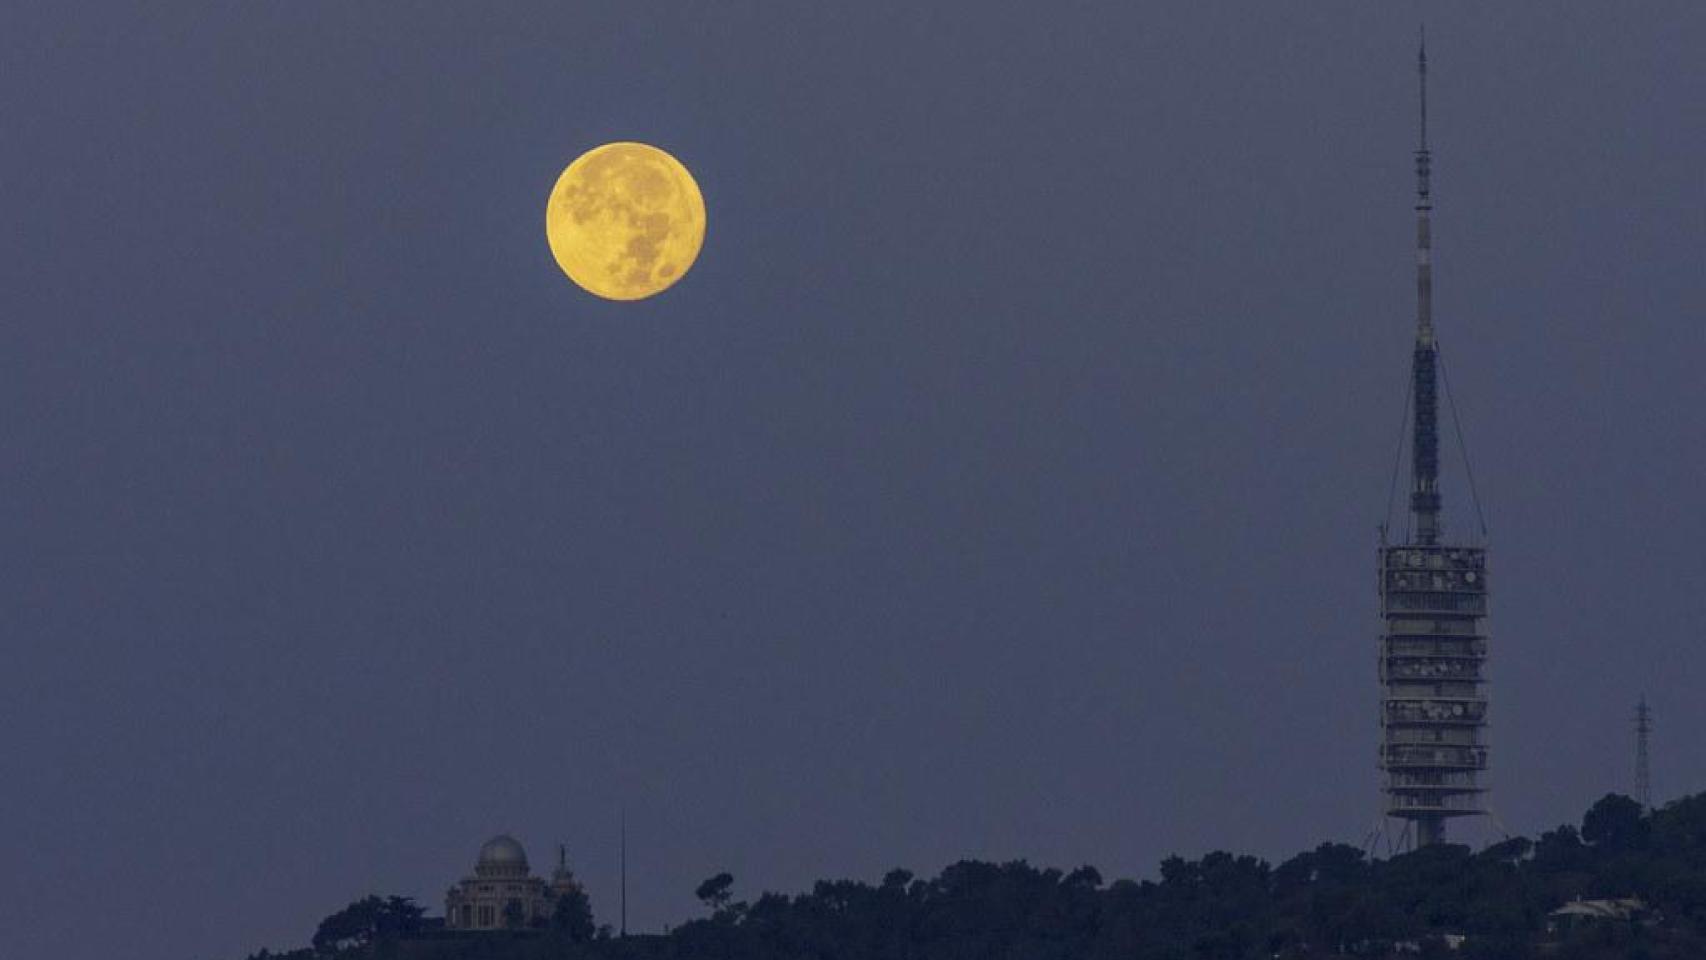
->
left=1436, top=345, right=1489, bottom=539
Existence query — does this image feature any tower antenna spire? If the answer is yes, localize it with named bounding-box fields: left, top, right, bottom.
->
left=1409, top=25, right=1439, bottom=545
left=1418, top=26, right=1429, bottom=153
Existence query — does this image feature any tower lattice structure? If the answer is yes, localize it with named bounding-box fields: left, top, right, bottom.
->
left=1377, top=36, right=1490, bottom=849
left=1635, top=696, right=1653, bottom=810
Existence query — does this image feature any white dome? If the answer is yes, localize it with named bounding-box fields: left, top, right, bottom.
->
left=478, top=834, right=528, bottom=867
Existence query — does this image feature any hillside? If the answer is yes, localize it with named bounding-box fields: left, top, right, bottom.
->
left=243, top=791, right=1706, bottom=960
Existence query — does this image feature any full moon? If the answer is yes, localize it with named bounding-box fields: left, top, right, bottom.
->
left=545, top=142, right=706, bottom=301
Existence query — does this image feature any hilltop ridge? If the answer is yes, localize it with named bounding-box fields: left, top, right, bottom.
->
left=241, top=790, right=1706, bottom=960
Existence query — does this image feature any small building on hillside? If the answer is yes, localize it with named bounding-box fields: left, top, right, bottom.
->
left=1547, top=896, right=1650, bottom=936
left=444, top=834, right=583, bottom=930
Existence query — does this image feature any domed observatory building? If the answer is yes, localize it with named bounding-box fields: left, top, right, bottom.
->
left=445, top=835, right=584, bottom=930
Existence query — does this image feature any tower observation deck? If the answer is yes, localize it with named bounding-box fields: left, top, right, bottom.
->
left=1378, top=36, right=1489, bottom=849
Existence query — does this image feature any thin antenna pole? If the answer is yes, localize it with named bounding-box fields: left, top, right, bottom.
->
left=619, top=808, right=628, bottom=938
left=1635, top=697, right=1653, bottom=810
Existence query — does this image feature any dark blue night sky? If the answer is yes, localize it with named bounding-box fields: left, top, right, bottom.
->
left=2, top=3, right=1702, bottom=958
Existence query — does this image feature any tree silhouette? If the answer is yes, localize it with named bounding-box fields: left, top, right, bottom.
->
left=1584, top=793, right=1649, bottom=851
left=695, top=872, right=734, bottom=914
left=551, top=887, right=596, bottom=941
left=309, top=895, right=422, bottom=953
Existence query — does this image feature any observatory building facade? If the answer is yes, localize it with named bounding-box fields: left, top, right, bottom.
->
left=1376, top=39, right=1490, bottom=849
left=444, top=834, right=583, bottom=930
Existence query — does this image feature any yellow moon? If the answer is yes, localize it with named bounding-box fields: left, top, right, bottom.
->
left=545, top=142, right=706, bottom=300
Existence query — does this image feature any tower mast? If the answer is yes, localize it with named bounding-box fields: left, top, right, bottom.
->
left=1410, top=32, right=1440, bottom=545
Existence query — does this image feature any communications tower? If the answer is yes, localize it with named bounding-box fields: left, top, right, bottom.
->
left=1377, top=36, right=1490, bottom=849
